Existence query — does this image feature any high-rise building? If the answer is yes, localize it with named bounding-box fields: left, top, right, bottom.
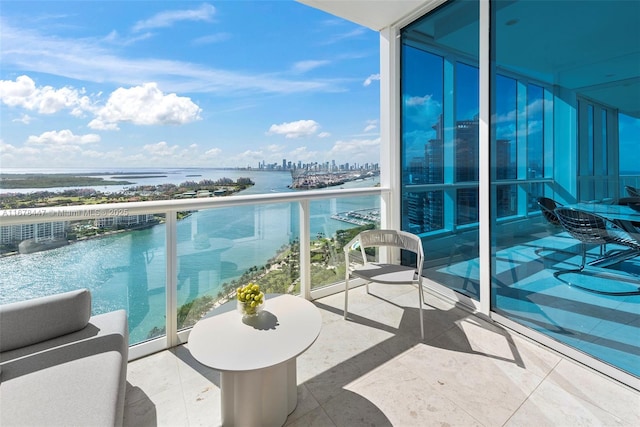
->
left=455, top=116, right=479, bottom=183
left=425, top=115, right=444, bottom=184
left=0, top=221, right=68, bottom=244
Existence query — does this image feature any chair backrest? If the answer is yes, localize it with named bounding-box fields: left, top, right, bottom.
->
left=537, top=197, right=561, bottom=225
left=554, top=207, right=609, bottom=245
left=625, top=185, right=640, bottom=198
left=617, top=197, right=640, bottom=206
left=346, top=229, right=424, bottom=269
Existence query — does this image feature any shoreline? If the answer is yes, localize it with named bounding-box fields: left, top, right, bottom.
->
left=0, top=219, right=161, bottom=257
left=288, top=171, right=379, bottom=190
left=0, top=173, right=136, bottom=189
left=0, top=178, right=255, bottom=210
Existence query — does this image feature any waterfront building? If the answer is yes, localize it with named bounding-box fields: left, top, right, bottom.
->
left=0, top=221, right=68, bottom=245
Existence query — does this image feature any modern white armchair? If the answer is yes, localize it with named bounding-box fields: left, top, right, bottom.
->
left=343, top=229, right=425, bottom=339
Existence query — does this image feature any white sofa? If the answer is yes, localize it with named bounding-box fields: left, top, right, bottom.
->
left=0, top=289, right=128, bottom=426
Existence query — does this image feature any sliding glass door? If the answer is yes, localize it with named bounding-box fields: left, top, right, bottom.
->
left=400, top=0, right=640, bottom=382
left=490, top=0, right=640, bottom=380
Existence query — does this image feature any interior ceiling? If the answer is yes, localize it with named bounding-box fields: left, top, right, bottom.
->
left=298, top=0, right=640, bottom=118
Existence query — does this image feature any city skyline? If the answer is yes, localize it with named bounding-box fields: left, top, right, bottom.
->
left=0, top=1, right=381, bottom=169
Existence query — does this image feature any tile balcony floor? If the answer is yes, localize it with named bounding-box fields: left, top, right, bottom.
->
left=124, top=285, right=640, bottom=426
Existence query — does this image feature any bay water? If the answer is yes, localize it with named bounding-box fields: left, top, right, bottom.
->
left=0, top=169, right=379, bottom=343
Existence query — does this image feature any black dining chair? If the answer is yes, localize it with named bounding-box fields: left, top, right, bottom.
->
left=537, top=197, right=562, bottom=226
left=625, top=185, right=640, bottom=198
left=534, top=197, right=581, bottom=257
left=554, top=207, right=609, bottom=270
left=617, top=197, right=639, bottom=205
left=617, top=197, right=640, bottom=210
left=616, top=197, right=640, bottom=232
left=553, top=207, right=640, bottom=295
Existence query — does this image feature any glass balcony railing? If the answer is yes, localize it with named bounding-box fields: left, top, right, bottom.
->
left=0, top=187, right=384, bottom=358
left=309, top=195, right=381, bottom=290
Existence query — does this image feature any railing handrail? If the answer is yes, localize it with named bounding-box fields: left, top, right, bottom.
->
left=0, top=186, right=387, bottom=226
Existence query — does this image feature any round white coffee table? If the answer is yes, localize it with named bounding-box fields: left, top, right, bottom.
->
left=188, top=294, right=322, bottom=427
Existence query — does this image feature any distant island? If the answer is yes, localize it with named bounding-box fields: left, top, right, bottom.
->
left=0, top=177, right=255, bottom=210
left=0, top=173, right=135, bottom=189
left=112, top=175, right=167, bottom=180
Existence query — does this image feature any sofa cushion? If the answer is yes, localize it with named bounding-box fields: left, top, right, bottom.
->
left=0, top=342, right=124, bottom=426
left=0, top=310, right=128, bottom=426
left=0, top=288, right=91, bottom=353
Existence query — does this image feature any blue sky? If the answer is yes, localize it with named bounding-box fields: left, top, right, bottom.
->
left=0, top=1, right=381, bottom=169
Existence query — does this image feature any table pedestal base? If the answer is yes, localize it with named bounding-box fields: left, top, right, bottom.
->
left=220, top=359, right=297, bottom=427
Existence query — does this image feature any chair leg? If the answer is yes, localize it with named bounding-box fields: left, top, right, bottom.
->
left=553, top=242, right=589, bottom=285
left=344, top=275, right=349, bottom=320
left=418, top=282, right=424, bottom=340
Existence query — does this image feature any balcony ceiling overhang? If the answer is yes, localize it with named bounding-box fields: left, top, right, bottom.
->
left=298, top=0, right=640, bottom=118
left=296, top=0, right=429, bottom=31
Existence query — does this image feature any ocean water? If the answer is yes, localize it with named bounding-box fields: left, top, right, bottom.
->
left=0, top=169, right=379, bottom=343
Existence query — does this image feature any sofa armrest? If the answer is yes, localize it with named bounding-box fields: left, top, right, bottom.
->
left=0, top=288, right=91, bottom=352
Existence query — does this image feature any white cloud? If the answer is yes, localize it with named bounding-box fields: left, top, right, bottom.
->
left=363, top=74, right=380, bottom=87
left=142, top=141, right=180, bottom=156
left=88, top=83, right=202, bottom=130
left=405, top=94, right=433, bottom=107
left=132, top=3, right=216, bottom=32
left=13, top=113, right=33, bottom=124
left=288, top=146, right=319, bottom=161
left=403, top=94, right=442, bottom=127
left=363, top=119, right=378, bottom=132
left=26, top=129, right=100, bottom=146
left=88, top=121, right=119, bottom=131
left=239, top=149, right=264, bottom=157
left=267, top=144, right=284, bottom=152
left=103, top=29, right=154, bottom=46
left=232, top=150, right=265, bottom=167
left=1, top=138, right=265, bottom=169
left=317, top=132, right=331, bottom=138
left=193, top=33, right=231, bottom=45
left=0, top=75, right=94, bottom=115
left=14, top=132, right=96, bottom=161
left=0, top=22, right=344, bottom=96
left=402, top=129, right=433, bottom=160
left=267, top=120, right=320, bottom=139
left=495, top=100, right=545, bottom=139
left=323, top=27, right=368, bottom=45
left=0, top=141, right=40, bottom=157
left=329, top=137, right=380, bottom=160
left=0, top=136, right=378, bottom=169
left=292, top=60, right=330, bottom=74
left=0, top=140, right=40, bottom=165
left=133, top=142, right=209, bottom=167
